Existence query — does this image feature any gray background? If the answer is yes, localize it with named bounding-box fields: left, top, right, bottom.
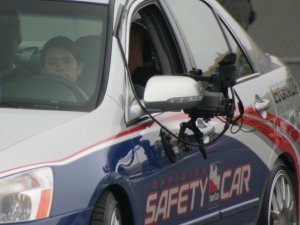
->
left=248, top=0, right=300, bottom=85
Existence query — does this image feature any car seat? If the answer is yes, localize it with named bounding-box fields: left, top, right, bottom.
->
left=75, top=35, right=102, bottom=97
left=15, top=46, right=41, bottom=75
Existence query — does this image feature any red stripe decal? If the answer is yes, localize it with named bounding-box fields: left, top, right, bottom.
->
left=245, top=108, right=300, bottom=147
left=243, top=116, right=297, bottom=157
left=243, top=114, right=300, bottom=214
left=0, top=121, right=155, bottom=175
left=1, top=109, right=298, bottom=178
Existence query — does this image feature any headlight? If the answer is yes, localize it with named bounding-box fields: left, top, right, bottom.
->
left=0, top=167, right=53, bottom=223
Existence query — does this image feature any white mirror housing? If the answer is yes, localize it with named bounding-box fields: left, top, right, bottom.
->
left=144, top=75, right=204, bottom=111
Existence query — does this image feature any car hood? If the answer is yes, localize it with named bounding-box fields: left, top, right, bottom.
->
left=0, top=108, right=85, bottom=152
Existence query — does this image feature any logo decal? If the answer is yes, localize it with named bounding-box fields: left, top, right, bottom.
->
left=209, top=162, right=221, bottom=208
left=144, top=163, right=251, bottom=225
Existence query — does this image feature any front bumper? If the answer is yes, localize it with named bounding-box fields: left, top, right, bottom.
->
left=1, top=208, right=93, bottom=225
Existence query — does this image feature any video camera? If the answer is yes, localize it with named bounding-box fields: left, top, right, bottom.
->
left=184, top=53, right=239, bottom=121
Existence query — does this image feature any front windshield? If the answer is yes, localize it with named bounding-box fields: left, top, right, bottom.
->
left=0, top=0, right=108, bottom=111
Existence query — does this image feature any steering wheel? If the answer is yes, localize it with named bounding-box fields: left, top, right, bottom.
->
left=1, top=74, right=89, bottom=103
left=32, top=75, right=89, bottom=102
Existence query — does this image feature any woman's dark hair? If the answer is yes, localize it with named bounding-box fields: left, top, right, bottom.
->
left=41, top=36, right=80, bottom=64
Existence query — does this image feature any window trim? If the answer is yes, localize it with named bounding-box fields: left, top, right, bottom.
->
left=208, top=1, right=257, bottom=75
left=124, top=1, right=186, bottom=124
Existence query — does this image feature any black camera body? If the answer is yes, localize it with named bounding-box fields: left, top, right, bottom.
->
left=185, top=53, right=238, bottom=120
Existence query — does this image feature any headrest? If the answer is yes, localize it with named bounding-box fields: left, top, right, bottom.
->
left=75, top=35, right=102, bottom=97
left=15, top=46, right=41, bottom=75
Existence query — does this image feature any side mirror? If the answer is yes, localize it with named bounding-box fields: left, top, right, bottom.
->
left=144, top=75, right=204, bottom=111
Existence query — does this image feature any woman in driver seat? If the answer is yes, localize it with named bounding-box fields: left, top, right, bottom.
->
left=41, top=36, right=83, bottom=83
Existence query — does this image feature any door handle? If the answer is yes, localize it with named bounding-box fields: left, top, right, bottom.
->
left=254, top=95, right=271, bottom=118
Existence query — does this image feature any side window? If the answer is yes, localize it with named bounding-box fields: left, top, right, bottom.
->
left=165, top=0, right=253, bottom=78
left=128, top=5, right=183, bottom=98
left=128, top=16, right=162, bottom=88
left=222, top=24, right=254, bottom=77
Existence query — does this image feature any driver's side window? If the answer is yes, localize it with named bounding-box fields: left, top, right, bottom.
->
left=128, top=5, right=183, bottom=99
left=128, top=14, right=161, bottom=95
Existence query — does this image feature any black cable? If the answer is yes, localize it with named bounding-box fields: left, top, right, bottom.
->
left=230, top=89, right=256, bottom=133
left=115, top=34, right=241, bottom=149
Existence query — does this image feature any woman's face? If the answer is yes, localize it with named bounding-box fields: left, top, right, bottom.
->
left=42, top=47, right=82, bottom=82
